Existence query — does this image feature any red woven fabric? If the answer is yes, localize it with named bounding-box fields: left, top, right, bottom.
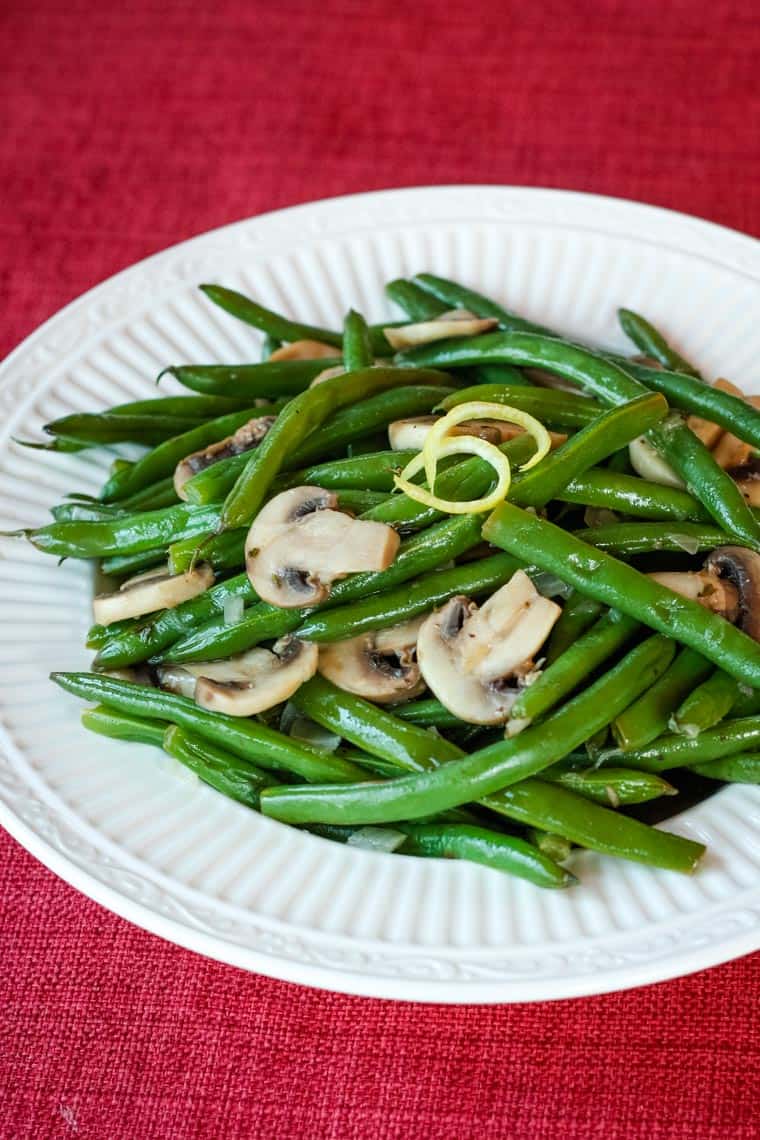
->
left=2, top=1, right=760, bottom=1136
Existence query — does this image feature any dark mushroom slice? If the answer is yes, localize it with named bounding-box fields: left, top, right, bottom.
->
left=174, top=415, right=276, bottom=500
left=703, top=546, right=760, bottom=641
left=93, top=564, right=214, bottom=626
left=191, top=637, right=319, bottom=716
left=416, top=571, right=561, bottom=725
left=317, top=617, right=426, bottom=704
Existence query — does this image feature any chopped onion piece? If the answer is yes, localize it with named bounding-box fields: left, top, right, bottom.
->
left=280, top=701, right=341, bottom=752
left=671, top=533, right=702, bottom=555
left=223, top=595, right=245, bottom=626
left=346, top=826, right=407, bottom=853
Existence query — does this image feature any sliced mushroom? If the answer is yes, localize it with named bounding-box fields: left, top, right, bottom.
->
left=416, top=572, right=561, bottom=724
left=318, top=617, right=426, bottom=704
left=726, top=457, right=760, bottom=507
left=383, top=309, right=499, bottom=351
left=174, top=415, right=276, bottom=500
left=268, top=339, right=338, bottom=361
left=703, top=546, right=760, bottom=641
left=247, top=510, right=400, bottom=607
left=245, top=485, right=338, bottom=557
left=387, top=415, right=566, bottom=451
left=712, top=431, right=754, bottom=471
left=309, top=365, right=345, bottom=387
left=192, top=637, right=318, bottom=716
left=93, top=564, right=214, bottom=626
left=628, top=436, right=685, bottom=489
left=648, top=569, right=740, bottom=619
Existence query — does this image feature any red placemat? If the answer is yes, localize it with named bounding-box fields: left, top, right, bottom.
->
left=2, top=1, right=759, bottom=1137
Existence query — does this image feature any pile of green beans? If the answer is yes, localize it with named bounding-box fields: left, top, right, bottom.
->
left=12, top=273, right=760, bottom=891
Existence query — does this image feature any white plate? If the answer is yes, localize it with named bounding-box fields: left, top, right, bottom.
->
left=1, top=186, right=760, bottom=1003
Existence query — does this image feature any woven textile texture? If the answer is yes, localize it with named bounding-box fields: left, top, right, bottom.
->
left=2, top=1, right=759, bottom=1137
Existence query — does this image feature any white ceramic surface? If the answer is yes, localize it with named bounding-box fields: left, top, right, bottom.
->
left=1, top=187, right=760, bottom=1003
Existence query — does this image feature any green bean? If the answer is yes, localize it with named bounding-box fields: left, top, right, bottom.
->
left=398, top=824, right=576, bottom=889
left=482, top=501, right=760, bottom=687
left=342, top=310, right=373, bottom=371
left=220, top=369, right=449, bottom=529
left=386, top=278, right=450, bottom=320
left=162, top=359, right=341, bottom=398
left=514, top=611, right=639, bottom=722
left=162, top=725, right=272, bottom=808
left=118, top=477, right=179, bottom=513
left=613, top=717, right=760, bottom=772
left=574, top=521, right=731, bottom=556
left=691, top=754, right=760, bottom=783
left=261, top=634, right=675, bottom=824
left=92, top=572, right=255, bottom=669
left=544, top=592, right=605, bottom=665
left=200, top=283, right=393, bottom=356
left=397, top=333, right=760, bottom=549
left=44, top=413, right=216, bottom=446
left=166, top=530, right=246, bottom=575
left=395, top=698, right=466, bottom=729
left=293, top=551, right=522, bottom=644
left=412, top=273, right=554, bottom=334
left=557, top=468, right=712, bottom=522
left=469, top=363, right=534, bottom=387
left=726, top=688, right=760, bottom=718
left=17, top=501, right=221, bottom=559
left=274, top=450, right=418, bottom=494
left=672, top=671, right=743, bottom=736
left=628, top=361, right=760, bottom=453
left=100, top=548, right=168, bottom=578
left=617, top=309, right=700, bottom=377
left=52, top=501, right=125, bottom=523
left=285, top=669, right=700, bottom=872
left=547, top=766, right=676, bottom=806
left=100, top=404, right=283, bottom=503
left=52, top=673, right=369, bottom=784
left=114, top=394, right=274, bottom=418
left=261, top=334, right=282, bottom=360
left=81, top=705, right=167, bottom=748
left=511, top=393, right=668, bottom=508
left=437, top=383, right=603, bottom=427
left=612, top=648, right=714, bottom=750
left=161, top=516, right=490, bottom=663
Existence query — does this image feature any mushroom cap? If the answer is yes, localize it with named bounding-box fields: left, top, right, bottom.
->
left=174, top=415, right=275, bottom=500
left=93, top=563, right=214, bottom=626
left=247, top=509, right=400, bottom=608
left=193, top=637, right=318, bottom=716
left=245, top=485, right=338, bottom=564
left=648, top=569, right=740, bottom=620
left=318, top=617, right=426, bottom=704
left=703, top=545, right=760, bottom=641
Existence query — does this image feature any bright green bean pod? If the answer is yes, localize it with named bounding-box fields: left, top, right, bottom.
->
left=725, top=687, right=760, bottom=718
left=398, top=824, right=576, bottom=889
left=81, top=705, right=167, bottom=748
left=100, top=548, right=168, bottom=578
left=482, top=501, right=760, bottom=687
left=52, top=501, right=125, bottom=523
left=162, top=359, right=341, bottom=397
left=395, top=698, right=467, bottom=729
left=513, top=611, right=639, bottom=722
left=557, top=469, right=711, bottom=522
left=613, top=717, right=760, bottom=772
left=162, top=725, right=272, bottom=808
left=45, top=412, right=214, bottom=446
left=691, top=754, right=760, bottom=783
left=200, top=283, right=393, bottom=355
left=220, top=369, right=449, bottom=528
left=274, top=450, right=418, bottom=494
left=436, top=384, right=603, bottom=427
left=161, top=515, right=489, bottom=663
left=671, top=670, right=742, bottom=736
left=342, top=310, right=373, bottom=371
left=52, top=672, right=369, bottom=784
left=544, top=592, right=605, bottom=665
left=574, top=521, right=731, bottom=556
left=293, top=551, right=522, bottom=644
left=548, top=766, right=677, bottom=805
left=397, top=332, right=760, bottom=549
left=386, top=278, right=450, bottom=320
left=100, top=405, right=282, bottom=502
left=617, top=309, right=700, bottom=377
left=166, top=529, right=246, bottom=575
left=18, top=501, right=221, bottom=559
left=260, top=634, right=676, bottom=824
left=612, top=648, right=714, bottom=750
left=511, top=393, right=668, bottom=508
left=118, top=477, right=179, bottom=513
left=93, top=572, right=256, bottom=669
